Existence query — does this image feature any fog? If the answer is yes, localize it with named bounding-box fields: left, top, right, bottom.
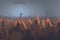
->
left=46, top=0, right=60, bottom=17
left=0, top=0, right=60, bottom=17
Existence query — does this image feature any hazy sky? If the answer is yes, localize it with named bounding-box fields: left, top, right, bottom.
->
left=0, top=0, right=60, bottom=17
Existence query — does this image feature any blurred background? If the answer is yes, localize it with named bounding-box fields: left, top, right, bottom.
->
left=0, top=0, right=60, bottom=17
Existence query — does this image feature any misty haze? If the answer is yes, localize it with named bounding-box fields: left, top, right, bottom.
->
left=0, top=0, right=60, bottom=17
